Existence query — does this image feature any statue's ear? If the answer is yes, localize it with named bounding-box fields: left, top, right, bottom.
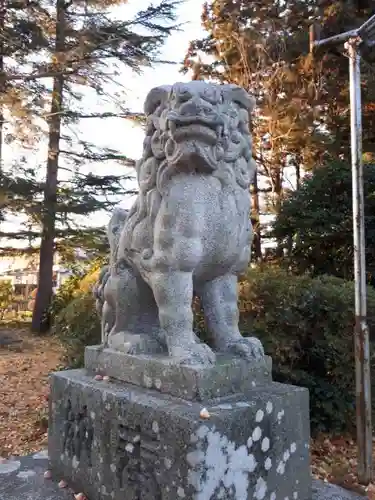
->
left=226, top=85, right=255, bottom=111
left=144, top=85, right=171, bottom=115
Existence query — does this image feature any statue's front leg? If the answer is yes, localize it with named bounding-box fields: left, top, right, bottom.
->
left=199, top=274, right=264, bottom=361
left=151, top=270, right=215, bottom=365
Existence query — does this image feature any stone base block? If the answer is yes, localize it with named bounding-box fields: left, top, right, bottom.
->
left=49, top=369, right=311, bottom=500
left=85, top=345, right=273, bottom=402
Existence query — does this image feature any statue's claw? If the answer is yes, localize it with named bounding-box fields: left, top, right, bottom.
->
left=170, top=341, right=216, bottom=366
left=225, top=337, right=264, bottom=362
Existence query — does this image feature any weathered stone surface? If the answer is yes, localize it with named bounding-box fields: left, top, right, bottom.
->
left=0, top=452, right=72, bottom=500
left=49, top=368, right=311, bottom=500
left=311, top=480, right=367, bottom=500
left=0, top=452, right=366, bottom=500
left=93, top=81, right=265, bottom=366
left=85, top=345, right=272, bottom=401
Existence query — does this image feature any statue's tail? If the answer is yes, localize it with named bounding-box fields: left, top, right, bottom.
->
left=107, top=207, right=129, bottom=267
left=93, top=265, right=110, bottom=318
left=93, top=208, right=129, bottom=320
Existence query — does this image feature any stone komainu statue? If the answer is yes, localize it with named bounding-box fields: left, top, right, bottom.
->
left=94, top=81, right=264, bottom=365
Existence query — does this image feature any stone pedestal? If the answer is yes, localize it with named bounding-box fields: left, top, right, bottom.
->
left=49, top=346, right=311, bottom=500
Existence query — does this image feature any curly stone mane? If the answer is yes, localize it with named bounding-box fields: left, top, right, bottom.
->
left=121, top=82, right=256, bottom=265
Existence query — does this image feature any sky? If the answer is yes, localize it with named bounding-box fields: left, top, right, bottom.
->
left=2, top=0, right=206, bottom=244
left=79, top=0, right=207, bottom=210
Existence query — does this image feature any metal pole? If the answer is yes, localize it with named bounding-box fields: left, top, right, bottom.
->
left=347, top=36, right=373, bottom=484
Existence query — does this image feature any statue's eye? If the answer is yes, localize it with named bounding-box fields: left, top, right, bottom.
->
left=179, top=90, right=192, bottom=102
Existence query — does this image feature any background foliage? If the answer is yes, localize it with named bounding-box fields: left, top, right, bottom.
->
left=53, top=265, right=375, bottom=434
left=272, top=160, right=375, bottom=281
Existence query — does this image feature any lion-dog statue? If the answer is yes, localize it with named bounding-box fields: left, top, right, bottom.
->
left=94, top=81, right=264, bottom=365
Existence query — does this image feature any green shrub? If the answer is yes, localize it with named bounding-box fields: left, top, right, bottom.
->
left=0, top=280, right=14, bottom=319
left=55, top=263, right=375, bottom=434
left=272, top=160, right=375, bottom=281
left=238, top=267, right=375, bottom=434
left=53, top=291, right=101, bottom=368
left=50, top=258, right=105, bottom=320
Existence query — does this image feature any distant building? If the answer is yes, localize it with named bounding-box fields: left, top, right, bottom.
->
left=0, top=250, right=87, bottom=296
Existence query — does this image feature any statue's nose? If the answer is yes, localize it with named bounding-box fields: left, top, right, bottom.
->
left=179, top=99, right=214, bottom=116
left=179, top=99, right=202, bottom=116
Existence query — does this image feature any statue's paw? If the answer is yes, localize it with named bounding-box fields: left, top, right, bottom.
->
left=226, top=337, right=264, bottom=362
left=171, top=342, right=216, bottom=366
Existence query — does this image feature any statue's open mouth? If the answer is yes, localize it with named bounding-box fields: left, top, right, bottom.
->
left=167, top=113, right=220, bottom=146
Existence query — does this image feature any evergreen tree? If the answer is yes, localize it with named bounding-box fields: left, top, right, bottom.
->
left=183, top=0, right=375, bottom=253
left=30, top=0, right=178, bottom=332
left=1, top=0, right=178, bottom=331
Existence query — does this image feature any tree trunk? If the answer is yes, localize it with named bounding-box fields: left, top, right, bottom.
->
left=273, top=165, right=284, bottom=258
left=251, top=170, right=262, bottom=262
left=0, top=0, right=5, bottom=174
left=295, top=162, right=301, bottom=190
left=31, top=0, right=65, bottom=333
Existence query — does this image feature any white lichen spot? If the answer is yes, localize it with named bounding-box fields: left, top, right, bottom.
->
left=283, top=450, right=290, bottom=462
left=133, top=435, right=140, bottom=443
left=33, top=450, right=48, bottom=460
left=72, top=456, right=79, bottom=469
left=155, top=378, right=162, bottom=390
left=17, top=470, right=36, bottom=479
left=217, top=404, right=233, bottom=410
left=296, top=480, right=299, bottom=485
left=277, top=410, right=285, bottom=423
left=248, top=454, right=257, bottom=472
left=60, top=454, right=64, bottom=462
left=252, top=381, right=256, bottom=387
left=110, top=464, right=116, bottom=473
left=254, top=477, right=267, bottom=500
left=99, top=456, right=104, bottom=464
left=255, top=410, right=264, bottom=423
left=187, top=426, right=258, bottom=500
left=270, top=492, right=276, bottom=500
left=90, top=411, right=95, bottom=420
left=196, top=425, right=209, bottom=439
left=164, top=458, right=172, bottom=470
left=177, top=486, right=186, bottom=498
left=261, top=437, right=270, bottom=453
left=101, top=485, right=108, bottom=495
left=152, top=421, right=159, bottom=434
left=276, top=461, right=285, bottom=475
left=266, top=402, right=273, bottom=414
left=284, top=497, right=289, bottom=500
left=105, top=403, right=111, bottom=411
left=252, top=426, right=262, bottom=442
left=217, top=488, right=225, bottom=499
left=264, top=457, right=272, bottom=470
left=125, top=443, right=134, bottom=454
left=247, top=437, right=253, bottom=449
left=143, top=375, right=152, bottom=388
left=293, top=492, right=298, bottom=499
left=236, top=402, right=251, bottom=408
left=290, top=443, right=297, bottom=454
